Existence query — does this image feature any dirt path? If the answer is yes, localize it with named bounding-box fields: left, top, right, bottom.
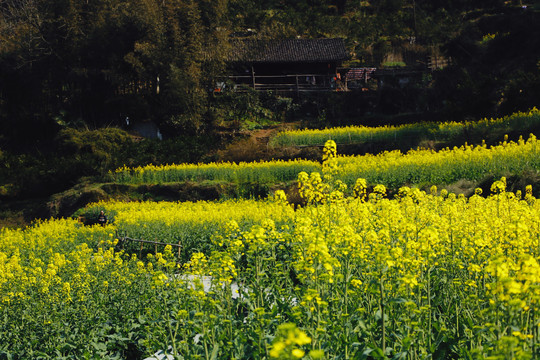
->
left=245, top=122, right=300, bottom=145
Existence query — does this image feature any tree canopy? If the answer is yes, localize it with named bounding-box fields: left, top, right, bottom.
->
left=1, top=0, right=539, bottom=147
left=0, top=0, right=229, bottom=145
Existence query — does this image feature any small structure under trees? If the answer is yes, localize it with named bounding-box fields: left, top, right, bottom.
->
left=224, top=38, right=349, bottom=93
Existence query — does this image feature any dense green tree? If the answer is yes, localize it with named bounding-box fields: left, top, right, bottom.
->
left=1, top=0, right=539, bottom=148
left=0, top=0, right=230, bottom=146
left=430, top=7, right=540, bottom=120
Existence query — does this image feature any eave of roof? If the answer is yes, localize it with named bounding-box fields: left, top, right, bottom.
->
left=229, top=38, right=349, bottom=63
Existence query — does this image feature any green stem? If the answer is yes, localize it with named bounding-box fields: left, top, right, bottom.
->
left=164, top=298, right=179, bottom=357
left=380, top=272, right=386, bottom=356
left=200, top=301, right=209, bottom=360
left=455, top=302, right=459, bottom=341
left=344, top=261, right=350, bottom=360
left=427, top=266, right=431, bottom=351
left=533, top=309, right=537, bottom=357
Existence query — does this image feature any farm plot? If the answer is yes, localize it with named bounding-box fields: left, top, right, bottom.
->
left=1, top=142, right=540, bottom=359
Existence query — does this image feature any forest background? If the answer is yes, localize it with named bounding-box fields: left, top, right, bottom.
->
left=1, top=0, right=540, bottom=224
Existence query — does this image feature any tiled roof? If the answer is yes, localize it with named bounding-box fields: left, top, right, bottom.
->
left=229, top=38, right=348, bottom=63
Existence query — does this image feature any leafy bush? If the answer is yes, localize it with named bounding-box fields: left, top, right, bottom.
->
left=381, top=61, right=407, bottom=67
left=56, top=127, right=135, bottom=176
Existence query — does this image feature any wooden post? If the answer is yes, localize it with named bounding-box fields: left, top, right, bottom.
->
left=295, top=75, right=299, bottom=96
left=251, top=66, right=256, bottom=90
left=139, top=242, right=143, bottom=259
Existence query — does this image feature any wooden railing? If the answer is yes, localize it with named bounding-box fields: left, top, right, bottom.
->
left=221, top=73, right=345, bottom=92
left=218, top=66, right=438, bottom=93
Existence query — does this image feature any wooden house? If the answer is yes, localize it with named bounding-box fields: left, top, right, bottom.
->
left=224, top=38, right=349, bottom=92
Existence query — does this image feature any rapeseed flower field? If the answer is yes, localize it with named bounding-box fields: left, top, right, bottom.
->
left=269, top=108, right=540, bottom=147
left=2, top=140, right=540, bottom=358
left=112, top=133, right=540, bottom=192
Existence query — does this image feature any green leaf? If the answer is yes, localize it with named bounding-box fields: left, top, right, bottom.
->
left=210, top=343, right=220, bottom=360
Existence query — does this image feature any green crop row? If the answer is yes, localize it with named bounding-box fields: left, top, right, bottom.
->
left=112, top=134, right=540, bottom=194
left=112, top=159, right=320, bottom=187
left=269, top=108, right=540, bottom=148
